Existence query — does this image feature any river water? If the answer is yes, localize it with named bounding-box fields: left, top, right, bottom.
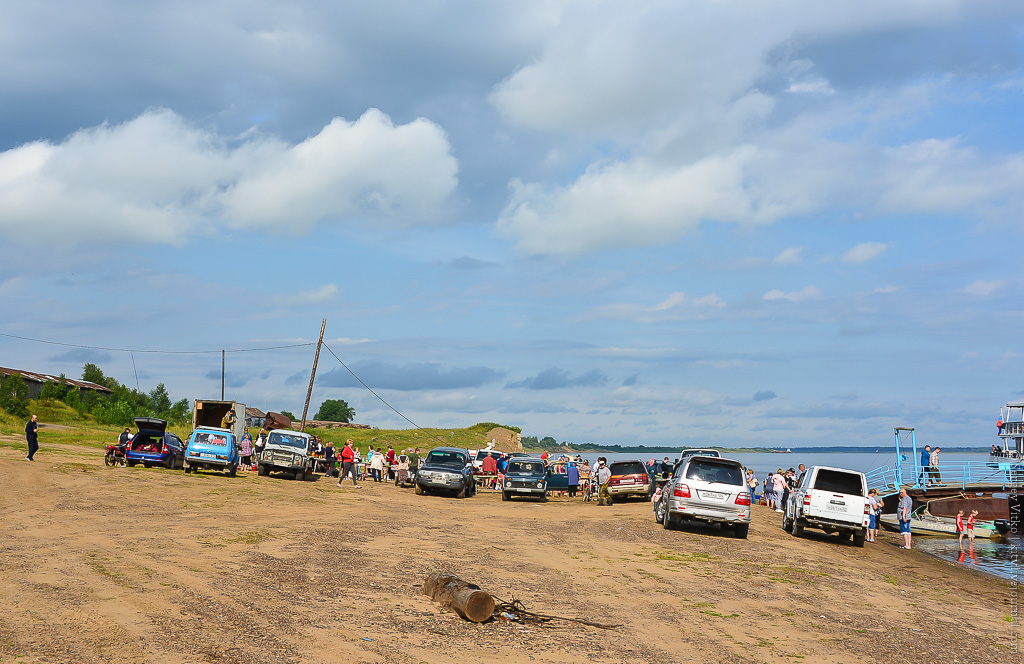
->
left=548, top=449, right=1022, bottom=582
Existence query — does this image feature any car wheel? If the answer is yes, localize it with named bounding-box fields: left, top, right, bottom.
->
left=126, top=461, right=137, bottom=468
left=143, top=463, right=152, bottom=469
left=456, top=485, right=466, bottom=499
left=782, top=514, right=791, bottom=531
left=663, top=512, right=677, bottom=531
left=184, top=463, right=192, bottom=474
left=257, top=464, right=268, bottom=477
left=415, top=485, right=424, bottom=495
left=734, top=523, right=750, bottom=539
left=654, top=498, right=666, bottom=524
left=540, top=493, right=548, bottom=503
left=165, top=457, right=175, bottom=470
left=852, top=532, right=866, bottom=547
left=501, top=491, right=510, bottom=501
left=104, top=452, right=116, bottom=467
left=791, top=517, right=804, bottom=537
left=228, top=464, right=237, bottom=478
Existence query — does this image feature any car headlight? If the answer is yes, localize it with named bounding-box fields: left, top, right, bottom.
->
left=506, top=481, right=512, bottom=488
left=537, top=481, right=544, bottom=488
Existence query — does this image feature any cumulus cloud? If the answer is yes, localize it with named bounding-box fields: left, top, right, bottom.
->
left=772, top=247, right=802, bottom=266
left=959, top=279, right=1007, bottom=297
left=0, top=108, right=457, bottom=245
left=271, top=283, right=339, bottom=305
left=506, top=367, right=607, bottom=390
left=492, top=2, right=1024, bottom=254
left=763, top=285, right=821, bottom=302
left=843, top=242, right=889, bottom=264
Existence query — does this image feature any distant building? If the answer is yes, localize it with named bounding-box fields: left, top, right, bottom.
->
left=0, top=366, right=113, bottom=400
left=245, top=407, right=266, bottom=428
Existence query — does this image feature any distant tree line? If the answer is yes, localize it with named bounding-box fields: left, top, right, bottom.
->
left=0, top=363, right=189, bottom=426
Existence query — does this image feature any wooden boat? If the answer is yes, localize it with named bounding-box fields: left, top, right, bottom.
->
left=879, top=511, right=1006, bottom=538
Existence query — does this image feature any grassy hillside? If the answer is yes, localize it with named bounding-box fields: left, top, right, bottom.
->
left=0, top=401, right=518, bottom=455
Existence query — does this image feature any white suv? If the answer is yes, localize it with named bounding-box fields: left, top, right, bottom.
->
left=655, top=456, right=752, bottom=538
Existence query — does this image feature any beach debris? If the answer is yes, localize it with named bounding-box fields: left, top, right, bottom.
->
left=422, top=572, right=496, bottom=623
left=492, top=596, right=620, bottom=630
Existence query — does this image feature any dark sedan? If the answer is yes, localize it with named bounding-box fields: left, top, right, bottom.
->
left=125, top=417, right=186, bottom=470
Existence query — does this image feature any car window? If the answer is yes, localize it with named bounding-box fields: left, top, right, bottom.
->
left=268, top=432, right=309, bottom=449
left=507, top=461, right=544, bottom=474
left=685, top=460, right=743, bottom=485
left=426, top=450, right=467, bottom=465
left=609, top=461, right=646, bottom=475
left=192, top=432, right=229, bottom=447
left=811, top=469, right=863, bottom=495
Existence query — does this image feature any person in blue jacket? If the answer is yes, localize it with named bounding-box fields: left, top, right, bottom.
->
left=567, top=462, right=580, bottom=498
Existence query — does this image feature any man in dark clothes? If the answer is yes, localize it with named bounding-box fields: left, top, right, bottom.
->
left=25, top=414, right=38, bottom=461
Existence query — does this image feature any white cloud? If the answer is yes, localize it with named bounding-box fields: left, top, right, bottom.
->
left=650, top=291, right=725, bottom=312
left=0, top=108, right=458, bottom=245
left=843, top=242, right=889, bottom=264
left=763, top=286, right=821, bottom=302
left=959, top=279, right=1007, bottom=297
left=772, top=247, right=802, bottom=266
left=291, top=283, right=339, bottom=304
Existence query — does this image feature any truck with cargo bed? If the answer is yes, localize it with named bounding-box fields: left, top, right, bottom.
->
left=192, top=400, right=246, bottom=443
left=783, top=465, right=869, bottom=547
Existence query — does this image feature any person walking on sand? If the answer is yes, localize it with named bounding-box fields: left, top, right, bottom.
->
left=897, top=488, right=913, bottom=549
left=337, top=440, right=360, bottom=488
left=25, top=414, right=39, bottom=461
left=929, top=447, right=941, bottom=485
left=596, top=460, right=612, bottom=506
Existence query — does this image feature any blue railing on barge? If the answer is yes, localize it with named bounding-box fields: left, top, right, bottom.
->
left=865, top=459, right=1024, bottom=494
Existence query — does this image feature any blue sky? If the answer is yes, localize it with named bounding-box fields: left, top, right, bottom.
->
left=1, top=1, right=1022, bottom=447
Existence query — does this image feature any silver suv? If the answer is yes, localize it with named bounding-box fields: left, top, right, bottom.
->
left=654, top=455, right=751, bottom=538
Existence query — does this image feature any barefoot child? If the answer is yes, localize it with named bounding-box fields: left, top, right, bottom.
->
left=967, top=509, right=978, bottom=543
left=956, top=509, right=966, bottom=550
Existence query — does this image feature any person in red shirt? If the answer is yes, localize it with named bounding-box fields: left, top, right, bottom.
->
left=337, top=440, right=361, bottom=489
left=481, top=453, right=498, bottom=489
left=385, top=446, right=397, bottom=480
left=956, top=509, right=965, bottom=550
left=967, top=510, right=978, bottom=543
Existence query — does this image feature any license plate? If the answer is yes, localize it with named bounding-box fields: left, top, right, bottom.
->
left=701, top=491, right=726, bottom=500
left=201, top=454, right=216, bottom=459
left=825, top=503, right=847, bottom=511
left=620, top=479, right=635, bottom=484
left=516, top=488, right=532, bottom=492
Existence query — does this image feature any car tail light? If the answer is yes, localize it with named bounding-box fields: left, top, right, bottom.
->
left=674, top=484, right=690, bottom=498
left=735, top=491, right=751, bottom=506
left=863, top=502, right=870, bottom=514
left=803, top=494, right=811, bottom=506
left=162, top=444, right=169, bottom=454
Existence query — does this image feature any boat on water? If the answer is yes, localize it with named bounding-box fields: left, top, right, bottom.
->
left=991, top=401, right=1024, bottom=466
left=879, top=509, right=1009, bottom=539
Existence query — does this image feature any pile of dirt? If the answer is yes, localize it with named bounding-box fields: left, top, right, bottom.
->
left=483, top=427, right=523, bottom=453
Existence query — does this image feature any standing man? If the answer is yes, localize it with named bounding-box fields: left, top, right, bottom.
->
left=930, top=447, right=942, bottom=485
left=660, top=456, right=673, bottom=479
left=796, top=464, right=807, bottom=485
left=596, top=460, right=612, bottom=506
left=25, top=414, right=38, bottom=461
left=918, top=445, right=931, bottom=486
left=897, top=487, right=913, bottom=549
left=408, top=447, right=420, bottom=481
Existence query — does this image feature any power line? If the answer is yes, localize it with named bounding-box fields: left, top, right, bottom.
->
left=322, top=342, right=448, bottom=446
left=0, top=332, right=315, bottom=354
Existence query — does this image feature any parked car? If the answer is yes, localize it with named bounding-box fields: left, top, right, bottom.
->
left=501, top=457, right=548, bottom=501
left=678, top=448, right=721, bottom=465
left=125, top=417, right=186, bottom=470
left=184, top=427, right=239, bottom=477
left=470, top=448, right=505, bottom=473
left=606, top=460, right=652, bottom=501
left=257, top=430, right=314, bottom=480
left=654, top=455, right=751, bottom=538
left=783, top=465, right=868, bottom=547
left=415, top=447, right=476, bottom=498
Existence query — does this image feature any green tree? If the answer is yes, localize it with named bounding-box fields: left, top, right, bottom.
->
left=313, top=398, right=355, bottom=422
left=169, top=398, right=190, bottom=424
left=82, top=363, right=106, bottom=385
left=148, top=383, right=172, bottom=417
left=280, top=410, right=297, bottom=421
left=0, top=373, right=30, bottom=417
left=39, top=374, right=71, bottom=403
left=539, top=436, right=557, bottom=447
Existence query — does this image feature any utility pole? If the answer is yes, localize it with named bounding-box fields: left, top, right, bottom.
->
left=300, top=318, right=326, bottom=432
left=221, top=350, right=225, bottom=400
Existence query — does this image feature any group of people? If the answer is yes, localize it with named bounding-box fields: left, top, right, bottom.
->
left=917, top=445, right=943, bottom=485
left=751, top=464, right=806, bottom=513
left=330, top=441, right=422, bottom=490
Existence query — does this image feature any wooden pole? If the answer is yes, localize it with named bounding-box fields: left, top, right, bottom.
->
left=299, top=318, right=326, bottom=432
left=221, top=349, right=225, bottom=400
left=422, top=572, right=495, bottom=623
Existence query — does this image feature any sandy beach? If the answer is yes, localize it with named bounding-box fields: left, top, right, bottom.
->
left=0, top=441, right=1016, bottom=664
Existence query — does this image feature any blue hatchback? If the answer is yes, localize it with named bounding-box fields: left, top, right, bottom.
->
left=184, top=427, right=240, bottom=477
left=125, top=417, right=185, bottom=470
